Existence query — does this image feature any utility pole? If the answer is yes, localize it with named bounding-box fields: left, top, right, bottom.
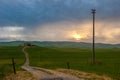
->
left=91, top=9, right=96, bottom=64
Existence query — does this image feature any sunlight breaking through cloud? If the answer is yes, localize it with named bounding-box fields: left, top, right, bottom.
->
left=0, top=0, right=120, bottom=43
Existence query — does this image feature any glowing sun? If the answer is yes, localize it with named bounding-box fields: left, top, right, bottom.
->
left=72, top=33, right=82, bottom=40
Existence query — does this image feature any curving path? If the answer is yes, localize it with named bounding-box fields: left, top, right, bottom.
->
left=22, top=46, right=81, bottom=80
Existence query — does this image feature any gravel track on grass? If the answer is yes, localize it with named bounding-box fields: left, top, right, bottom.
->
left=22, top=46, right=81, bottom=80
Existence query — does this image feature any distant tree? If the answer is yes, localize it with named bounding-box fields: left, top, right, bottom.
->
left=24, top=42, right=32, bottom=46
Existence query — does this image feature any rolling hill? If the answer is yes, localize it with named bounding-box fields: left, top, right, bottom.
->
left=0, top=41, right=120, bottom=48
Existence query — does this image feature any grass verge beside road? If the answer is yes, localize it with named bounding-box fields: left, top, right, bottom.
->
left=26, top=46, right=120, bottom=79
left=0, top=46, right=25, bottom=79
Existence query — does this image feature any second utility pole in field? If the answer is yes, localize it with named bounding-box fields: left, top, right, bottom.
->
left=91, top=9, right=96, bottom=64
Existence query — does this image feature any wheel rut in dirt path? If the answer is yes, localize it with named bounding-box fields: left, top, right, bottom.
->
left=22, top=46, right=81, bottom=80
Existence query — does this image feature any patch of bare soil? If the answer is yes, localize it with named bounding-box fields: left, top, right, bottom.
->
left=3, top=71, right=36, bottom=80
left=56, top=69, right=112, bottom=80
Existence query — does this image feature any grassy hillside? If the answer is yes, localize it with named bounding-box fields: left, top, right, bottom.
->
left=26, top=46, right=120, bottom=79
left=0, top=46, right=120, bottom=79
left=0, top=46, right=24, bottom=79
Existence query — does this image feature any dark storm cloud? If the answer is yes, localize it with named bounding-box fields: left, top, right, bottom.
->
left=0, top=0, right=120, bottom=43
left=0, top=0, right=120, bottom=27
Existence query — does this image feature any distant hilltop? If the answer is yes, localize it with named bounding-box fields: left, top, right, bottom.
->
left=0, top=41, right=120, bottom=48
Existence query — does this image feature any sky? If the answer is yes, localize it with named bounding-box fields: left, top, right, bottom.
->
left=0, top=0, right=120, bottom=44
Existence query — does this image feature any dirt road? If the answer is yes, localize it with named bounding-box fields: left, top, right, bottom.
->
left=22, top=46, right=81, bottom=80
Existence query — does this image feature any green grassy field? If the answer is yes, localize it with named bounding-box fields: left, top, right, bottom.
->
left=0, top=46, right=120, bottom=79
left=26, top=46, right=120, bottom=79
left=0, top=46, right=25, bottom=79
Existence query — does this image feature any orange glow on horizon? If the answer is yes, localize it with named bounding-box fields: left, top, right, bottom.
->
left=69, top=31, right=83, bottom=41
left=72, top=33, right=82, bottom=40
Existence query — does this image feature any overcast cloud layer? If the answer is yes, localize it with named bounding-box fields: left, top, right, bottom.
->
left=0, top=0, right=120, bottom=43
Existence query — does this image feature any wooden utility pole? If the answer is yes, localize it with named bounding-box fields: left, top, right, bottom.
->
left=91, top=9, right=96, bottom=64
left=12, top=58, right=16, bottom=74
